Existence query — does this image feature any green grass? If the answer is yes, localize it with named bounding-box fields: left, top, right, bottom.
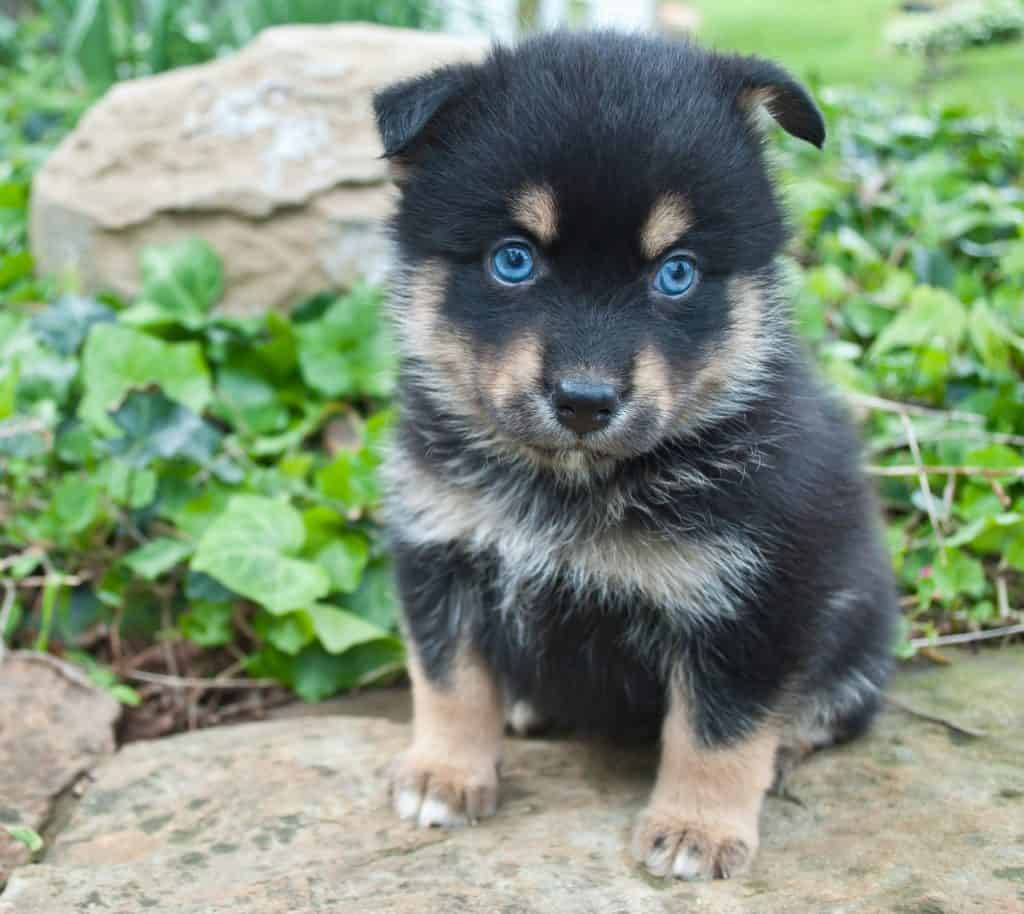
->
left=696, top=0, right=1024, bottom=109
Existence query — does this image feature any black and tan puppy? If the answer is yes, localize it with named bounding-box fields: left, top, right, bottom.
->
left=373, top=31, right=897, bottom=881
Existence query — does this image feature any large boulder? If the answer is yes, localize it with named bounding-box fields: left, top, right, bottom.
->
left=29, top=25, right=486, bottom=315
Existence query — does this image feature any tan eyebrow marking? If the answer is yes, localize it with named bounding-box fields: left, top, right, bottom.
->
left=509, top=184, right=559, bottom=245
left=640, top=193, right=694, bottom=260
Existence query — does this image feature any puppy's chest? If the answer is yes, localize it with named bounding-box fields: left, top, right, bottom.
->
left=388, top=457, right=759, bottom=621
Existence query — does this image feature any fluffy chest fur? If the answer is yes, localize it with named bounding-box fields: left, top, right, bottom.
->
left=384, top=441, right=767, bottom=626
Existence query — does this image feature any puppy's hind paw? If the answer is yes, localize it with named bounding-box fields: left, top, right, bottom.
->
left=390, top=751, right=499, bottom=828
left=505, top=700, right=550, bottom=737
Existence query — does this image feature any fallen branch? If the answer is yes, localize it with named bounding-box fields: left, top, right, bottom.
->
left=0, top=548, right=44, bottom=574
left=869, top=428, right=1024, bottom=455
left=0, top=418, right=51, bottom=440
left=124, top=669, right=278, bottom=690
left=866, top=465, right=1024, bottom=479
left=846, top=392, right=985, bottom=424
left=899, top=411, right=947, bottom=558
left=886, top=695, right=987, bottom=740
left=909, top=622, right=1024, bottom=649
left=0, top=580, right=15, bottom=665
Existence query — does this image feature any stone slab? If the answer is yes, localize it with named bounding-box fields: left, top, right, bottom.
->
left=2, top=648, right=1023, bottom=913
left=29, top=24, right=486, bottom=314
left=0, top=652, right=120, bottom=883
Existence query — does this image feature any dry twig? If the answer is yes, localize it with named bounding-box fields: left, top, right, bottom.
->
left=866, top=465, right=1024, bottom=479
left=0, top=579, right=16, bottom=665
left=846, top=392, right=985, bottom=424
left=0, top=418, right=50, bottom=440
left=898, top=411, right=947, bottom=558
left=910, top=623, right=1024, bottom=649
left=886, top=695, right=987, bottom=740
left=124, top=669, right=278, bottom=690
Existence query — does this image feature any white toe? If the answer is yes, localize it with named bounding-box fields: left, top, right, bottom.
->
left=418, top=796, right=467, bottom=828
left=395, top=788, right=422, bottom=821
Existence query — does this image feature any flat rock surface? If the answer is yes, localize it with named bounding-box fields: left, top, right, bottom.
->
left=2, top=648, right=1023, bottom=913
left=0, top=652, right=120, bottom=883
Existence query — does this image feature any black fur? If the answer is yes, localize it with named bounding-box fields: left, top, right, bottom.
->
left=376, top=31, right=897, bottom=754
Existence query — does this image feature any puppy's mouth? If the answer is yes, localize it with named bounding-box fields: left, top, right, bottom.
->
left=483, top=392, right=663, bottom=465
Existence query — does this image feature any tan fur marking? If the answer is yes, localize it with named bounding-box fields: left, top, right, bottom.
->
left=488, top=334, right=543, bottom=409
left=640, top=193, right=694, bottom=260
left=633, top=680, right=779, bottom=879
left=406, top=643, right=503, bottom=764
left=690, top=275, right=763, bottom=403
left=739, top=87, right=780, bottom=133
left=510, top=184, right=559, bottom=244
left=402, top=260, right=479, bottom=418
left=404, top=260, right=448, bottom=345
left=633, top=347, right=675, bottom=427
left=392, top=641, right=504, bottom=826
left=387, top=158, right=411, bottom=185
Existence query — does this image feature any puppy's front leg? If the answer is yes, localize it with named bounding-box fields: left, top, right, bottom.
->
left=389, top=545, right=503, bottom=828
left=633, top=679, right=779, bottom=881
left=392, top=644, right=503, bottom=827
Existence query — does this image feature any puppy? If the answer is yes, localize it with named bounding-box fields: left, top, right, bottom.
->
left=373, top=31, right=897, bottom=881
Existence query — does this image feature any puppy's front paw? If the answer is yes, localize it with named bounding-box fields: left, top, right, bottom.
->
left=631, top=808, right=757, bottom=881
left=390, top=750, right=499, bottom=828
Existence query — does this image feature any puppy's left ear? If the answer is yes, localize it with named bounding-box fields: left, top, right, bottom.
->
left=730, top=56, right=826, bottom=149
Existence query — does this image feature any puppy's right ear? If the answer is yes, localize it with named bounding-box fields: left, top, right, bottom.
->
left=373, top=65, right=476, bottom=162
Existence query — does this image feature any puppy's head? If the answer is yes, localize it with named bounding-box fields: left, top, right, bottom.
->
left=374, top=32, right=824, bottom=464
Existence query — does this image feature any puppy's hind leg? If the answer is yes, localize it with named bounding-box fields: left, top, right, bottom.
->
left=505, top=698, right=552, bottom=737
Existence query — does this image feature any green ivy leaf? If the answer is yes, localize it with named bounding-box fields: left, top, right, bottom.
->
left=315, top=534, right=369, bottom=594
left=214, top=364, right=290, bottom=437
left=51, top=475, right=101, bottom=534
left=191, top=495, right=330, bottom=614
left=122, top=538, right=193, bottom=581
left=872, top=286, right=967, bottom=357
left=963, top=444, right=1024, bottom=470
left=0, top=251, right=33, bottom=288
left=178, top=601, right=234, bottom=647
left=291, top=640, right=405, bottom=703
left=80, top=324, right=211, bottom=434
left=1, top=599, right=23, bottom=640
left=105, top=389, right=222, bottom=468
left=63, top=0, right=117, bottom=89
left=968, top=299, right=1024, bottom=374
left=135, top=238, right=224, bottom=326
left=930, top=550, right=988, bottom=604
left=4, top=826, right=43, bottom=854
left=1006, top=532, right=1024, bottom=572
left=296, top=284, right=396, bottom=399
left=100, top=459, right=158, bottom=509
left=304, top=603, right=388, bottom=655
left=0, top=358, right=18, bottom=419
left=30, top=295, right=115, bottom=356
left=315, top=449, right=381, bottom=510
left=347, top=560, right=399, bottom=631
left=254, top=610, right=314, bottom=656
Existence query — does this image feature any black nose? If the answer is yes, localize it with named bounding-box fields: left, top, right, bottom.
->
left=552, top=379, right=619, bottom=436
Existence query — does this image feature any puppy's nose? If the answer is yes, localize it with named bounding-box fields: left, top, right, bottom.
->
left=552, top=379, right=619, bottom=436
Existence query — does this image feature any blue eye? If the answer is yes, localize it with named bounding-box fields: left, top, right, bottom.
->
left=491, top=242, right=536, bottom=284
left=654, top=254, right=698, bottom=297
